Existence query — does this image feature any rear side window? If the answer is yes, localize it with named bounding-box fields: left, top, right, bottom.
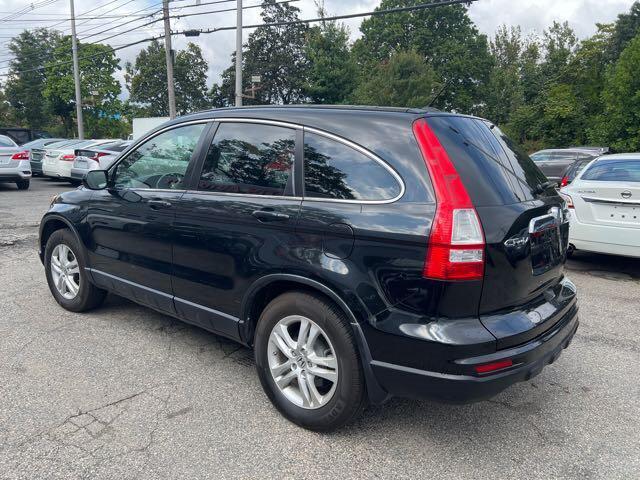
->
left=303, top=132, right=401, bottom=201
left=581, top=159, right=640, bottom=182
left=198, top=122, right=295, bottom=196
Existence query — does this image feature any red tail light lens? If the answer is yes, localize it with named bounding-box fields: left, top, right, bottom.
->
left=560, top=176, right=569, bottom=187
left=560, top=192, right=574, bottom=209
left=413, top=119, right=485, bottom=281
left=91, top=152, right=108, bottom=161
left=474, top=359, right=513, bottom=374
left=10, top=151, right=29, bottom=161
left=61, top=154, right=76, bottom=161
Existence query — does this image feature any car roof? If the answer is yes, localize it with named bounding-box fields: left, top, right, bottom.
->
left=591, top=153, right=640, bottom=160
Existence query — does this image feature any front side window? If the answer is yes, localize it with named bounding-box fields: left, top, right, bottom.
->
left=303, top=132, right=401, bottom=201
left=198, top=122, right=295, bottom=196
left=581, top=159, right=640, bottom=182
left=113, top=124, right=205, bottom=189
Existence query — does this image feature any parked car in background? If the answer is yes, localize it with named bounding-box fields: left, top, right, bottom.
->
left=559, top=158, right=594, bottom=187
left=70, top=141, right=132, bottom=184
left=42, top=139, right=118, bottom=182
left=0, top=127, right=51, bottom=145
left=531, top=148, right=603, bottom=183
left=560, top=154, right=640, bottom=258
left=0, top=134, right=32, bottom=190
left=21, top=138, right=67, bottom=175
left=39, top=106, right=578, bottom=431
left=31, top=140, right=86, bottom=177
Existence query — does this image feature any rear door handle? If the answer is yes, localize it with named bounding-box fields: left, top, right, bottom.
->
left=252, top=210, right=290, bottom=222
left=148, top=199, right=172, bottom=210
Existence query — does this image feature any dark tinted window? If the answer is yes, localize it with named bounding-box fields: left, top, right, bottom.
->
left=581, top=159, right=640, bottom=182
left=303, top=132, right=401, bottom=201
left=427, top=116, right=548, bottom=205
left=198, top=123, right=295, bottom=196
left=567, top=159, right=592, bottom=181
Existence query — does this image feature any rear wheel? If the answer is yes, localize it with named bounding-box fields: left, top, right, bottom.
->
left=254, top=291, right=366, bottom=431
left=44, top=229, right=107, bottom=312
left=16, top=180, right=29, bottom=190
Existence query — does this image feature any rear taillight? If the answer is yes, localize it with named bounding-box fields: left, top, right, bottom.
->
left=560, top=192, right=574, bottom=209
left=61, top=154, right=76, bottom=161
left=560, top=176, right=569, bottom=187
left=413, top=119, right=485, bottom=281
left=10, top=151, right=29, bottom=161
left=91, top=152, right=108, bottom=161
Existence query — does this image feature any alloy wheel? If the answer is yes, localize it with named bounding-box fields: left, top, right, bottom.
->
left=50, top=244, right=81, bottom=300
left=267, top=315, right=338, bottom=409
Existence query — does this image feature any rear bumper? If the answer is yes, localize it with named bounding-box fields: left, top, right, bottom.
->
left=370, top=307, right=579, bottom=403
left=70, top=167, right=88, bottom=180
left=0, top=170, right=31, bottom=181
left=569, top=211, right=640, bottom=258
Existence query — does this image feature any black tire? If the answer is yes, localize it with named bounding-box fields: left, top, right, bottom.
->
left=44, top=228, right=107, bottom=312
left=16, top=180, right=29, bottom=190
left=254, top=291, right=366, bottom=431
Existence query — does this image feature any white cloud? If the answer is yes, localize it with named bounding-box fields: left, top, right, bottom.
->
left=0, top=0, right=635, bottom=93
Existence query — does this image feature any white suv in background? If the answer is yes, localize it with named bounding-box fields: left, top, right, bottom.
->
left=0, top=134, right=32, bottom=190
left=561, top=154, right=640, bottom=258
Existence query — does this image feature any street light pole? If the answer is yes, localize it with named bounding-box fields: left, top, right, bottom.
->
left=235, top=0, right=243, bottom=107
left=69, top=0, right=84, bottom=139
left=163, top=0, right=177, bottom=119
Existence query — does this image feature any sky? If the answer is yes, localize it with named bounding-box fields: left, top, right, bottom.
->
left=0, top=0, right=635, bottom=92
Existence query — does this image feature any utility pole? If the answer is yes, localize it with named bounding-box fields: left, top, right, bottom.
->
left=69, top=0, right=84, bottom=139
left=163, top=0, right=177, bottom=119
left=235, top=0, right=243, bottom=107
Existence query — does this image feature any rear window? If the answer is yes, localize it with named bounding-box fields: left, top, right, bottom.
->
left=426, top=116, right=547, bottom=206
left=581, top=159, right=640, bottom=182
left=0, top=136, right=16, bottom=147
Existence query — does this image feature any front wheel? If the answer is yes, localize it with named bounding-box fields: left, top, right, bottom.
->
left=44, top=229, right=107, bottom=312
left=254, top=291, right=366, bottom=431
left=16, top=180, right=29, bottom=190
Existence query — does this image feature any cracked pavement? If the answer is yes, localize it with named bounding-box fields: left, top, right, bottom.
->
left=1, top=179, right=639, bottom=479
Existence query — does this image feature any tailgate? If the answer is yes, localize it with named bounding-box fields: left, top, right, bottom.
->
left=427, top=115, right=575, bottom=348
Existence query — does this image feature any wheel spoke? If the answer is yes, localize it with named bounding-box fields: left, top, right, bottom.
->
left=51, top=254, right=63, bottom=269
left=297, top=373, right=312, bottom=407
left=307, top=378, right=324, bottom=406
left=51, top=262, right=62, bottom=275
left=297, top=317, right=310, bottom=350
left=56, top=273, right=65, bottom=291
left=271, top=332, right=295, bottom=359
left=276, top=323, right=297, bottom=350
left=59, top=245, right=69, bottom=266
left=64, top=277, right=79, bottom=296
left=307, top=352, right=337, bottom=370
left=275, top=370, right=296, bottom=389
left=307, top=365, right=337, bottom=384
left=66, top=259, right=79, bottom=275
left=270, top=359, right=292, bottom=377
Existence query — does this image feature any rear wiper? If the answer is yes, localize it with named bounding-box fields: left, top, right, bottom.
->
left=532, top=181, right=553, bottom=195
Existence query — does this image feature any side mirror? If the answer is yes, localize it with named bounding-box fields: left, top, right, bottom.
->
left=83, top=170, right=109, bottom=190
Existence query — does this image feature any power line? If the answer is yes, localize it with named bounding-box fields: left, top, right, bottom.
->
left=0, top=0, right=62, bottom=22
left=0, top=0, right=477, bottom=76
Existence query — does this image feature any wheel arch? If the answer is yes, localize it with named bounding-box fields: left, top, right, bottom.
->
left=39, top=214, right=83, bottom=264
left=240, top=274, right=389, bottom=404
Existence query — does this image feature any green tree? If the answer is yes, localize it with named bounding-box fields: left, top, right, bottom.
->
left=594, top=34, right=640, bottom=151
left=5, top=29, right=60, bottom=129
left=353, top=0, right=492, bottom=113
left=305, top=18, right=356, bottom=104
left=219, top=0, right=309, bottom=105
left=126, top=40, right=210, bottom=116
left=352, top=50, right=439, bottom=108
left=44, top=36, right=121, bottom=136
left=541, top=21, right=578, bottom=80
left=607, top=1, right=640, bottom=61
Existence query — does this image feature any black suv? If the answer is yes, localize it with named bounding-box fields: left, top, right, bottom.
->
left=39, top=106, right=579, bottom=431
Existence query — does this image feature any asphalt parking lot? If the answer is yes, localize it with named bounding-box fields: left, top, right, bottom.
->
left=1, top=178, right=639, bottom=479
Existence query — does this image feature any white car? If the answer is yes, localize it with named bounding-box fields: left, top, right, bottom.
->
left=42, top=139, right=118, bottom=181
left=0, top=134, right=32, bottom=190
left=70, top=141, right=132, bottom=184
left=560, top=153, right=640, bottom=258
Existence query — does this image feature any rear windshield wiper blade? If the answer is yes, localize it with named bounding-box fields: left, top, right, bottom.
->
left=532, top=180, right=554, bottom=195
